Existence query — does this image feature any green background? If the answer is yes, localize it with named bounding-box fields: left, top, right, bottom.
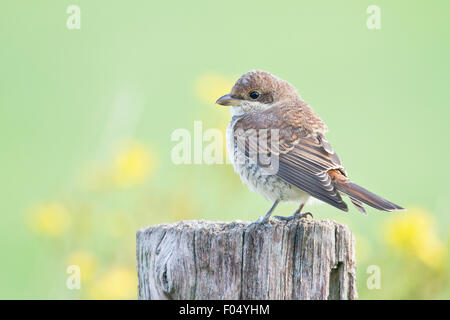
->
left=0, top=0, right=449, bottom=299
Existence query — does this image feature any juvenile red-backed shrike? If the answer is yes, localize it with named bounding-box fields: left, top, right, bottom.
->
left=216, top=70, right=404, bottom=224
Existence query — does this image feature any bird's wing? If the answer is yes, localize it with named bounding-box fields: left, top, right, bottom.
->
left=233, top=106, right=349, bottom=211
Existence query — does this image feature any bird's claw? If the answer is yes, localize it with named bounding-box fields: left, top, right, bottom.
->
left=273, top=215, right=294, bottom=221
left=248, top=216, right=272, bottom=228
left=299, top=212, right=313, bottom=219
left=274, top=212, right=313, bottom=221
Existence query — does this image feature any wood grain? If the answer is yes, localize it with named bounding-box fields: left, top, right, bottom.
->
left=137, top=219, right=357, bottom=300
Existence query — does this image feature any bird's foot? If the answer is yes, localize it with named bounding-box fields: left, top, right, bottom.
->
left=248, top=216, right=272, bottom=228
left=274, top=212, right=313, bottom=221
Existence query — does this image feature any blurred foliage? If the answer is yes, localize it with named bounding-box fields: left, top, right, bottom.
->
left=384, top=208, right=446, bottom=271
left=0, top=0, right=449, bottom=299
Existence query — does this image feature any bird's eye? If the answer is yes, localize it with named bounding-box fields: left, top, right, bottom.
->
left=249, top=91, right=260, bottom=99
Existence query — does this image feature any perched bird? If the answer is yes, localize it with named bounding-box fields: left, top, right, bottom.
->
left=216, top=70, right=404, bottom=224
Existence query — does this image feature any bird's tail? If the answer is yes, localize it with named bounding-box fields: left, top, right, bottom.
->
left=329, top=170, right=404, bottom=214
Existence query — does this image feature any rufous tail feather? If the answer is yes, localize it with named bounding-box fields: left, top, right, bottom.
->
left=329, top=170, right=404, bottom=213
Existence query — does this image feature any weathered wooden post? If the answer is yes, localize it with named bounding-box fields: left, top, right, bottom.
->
left=136, top=219, right=357, bottom=300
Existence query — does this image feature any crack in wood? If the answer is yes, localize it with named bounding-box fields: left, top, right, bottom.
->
left=137, top=219, right=357, bottom=300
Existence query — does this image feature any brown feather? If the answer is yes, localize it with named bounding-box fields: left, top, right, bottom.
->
left=328, top=170, right=404, bottom=212
left=234, top=107, right=349, bottom=212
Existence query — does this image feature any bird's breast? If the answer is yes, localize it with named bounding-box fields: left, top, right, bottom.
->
left=226, top=118, right=309, bottom=203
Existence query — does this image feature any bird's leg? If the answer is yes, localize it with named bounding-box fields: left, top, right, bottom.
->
left=274, top=203, right=313, bottom=221
left=249, top=199, right=280, bottom=226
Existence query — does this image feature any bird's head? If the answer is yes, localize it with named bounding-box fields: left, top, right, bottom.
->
left=216, top=70, right=298, bottom=116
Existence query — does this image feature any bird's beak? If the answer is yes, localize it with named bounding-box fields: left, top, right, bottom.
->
left=215, top=94, right=242, bottom=106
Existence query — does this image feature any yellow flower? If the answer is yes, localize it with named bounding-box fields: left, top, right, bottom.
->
left=26, top=202, right=71, bottom=237
left=384, top=207, right=446, bottom=270
left=112, top=141, right=157, bottom=188
left=194, top=73, right=235, bottom=105
left=88, top=267, right=137, bottom=299
left=66, top=251, right=98, bottom=283
left=83, top=141, right=158, bottom=190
